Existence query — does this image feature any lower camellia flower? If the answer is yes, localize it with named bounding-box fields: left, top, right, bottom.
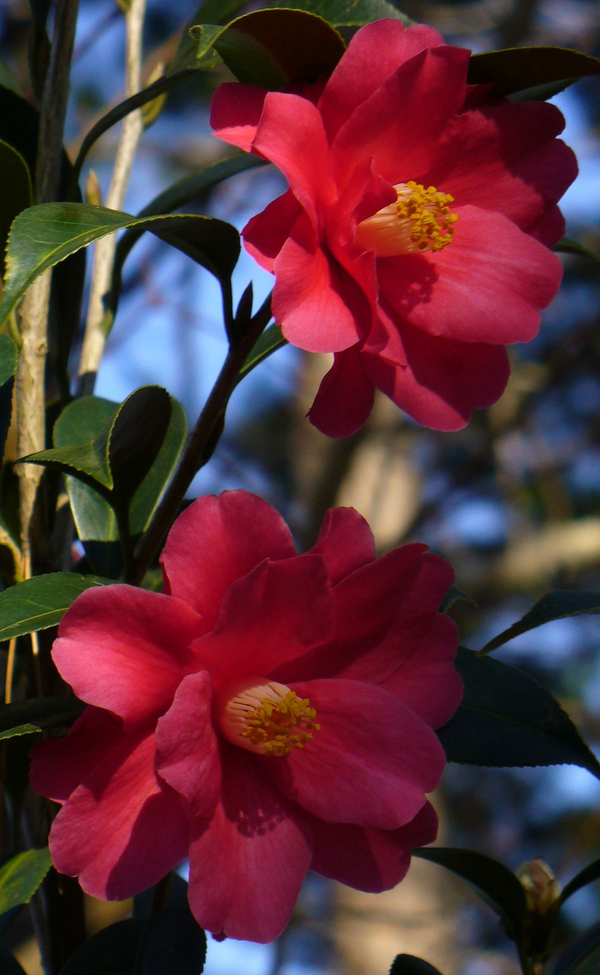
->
left=30, top=491, right=461, bottom=943
left=211, top=19, right=577, bottom=436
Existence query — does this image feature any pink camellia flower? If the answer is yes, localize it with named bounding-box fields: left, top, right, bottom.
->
left=30, top=491, right=461, bottom=943
left=211, top=20, right=577, bottom=436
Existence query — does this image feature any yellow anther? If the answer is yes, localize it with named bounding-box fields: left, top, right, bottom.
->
left=356, top=180, right=458, bottom=257
left=215, top=677, right=321, bottom=757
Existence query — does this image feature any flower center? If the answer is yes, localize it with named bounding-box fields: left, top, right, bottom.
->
left=214, top=677, right=320, bottom=757
left=356, top=181, right=458, bottom=257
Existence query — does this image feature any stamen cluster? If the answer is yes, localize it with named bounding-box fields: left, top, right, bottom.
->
left=241, top=690, right=321, bottom=757
left=395, top=181, right=458, bottom=252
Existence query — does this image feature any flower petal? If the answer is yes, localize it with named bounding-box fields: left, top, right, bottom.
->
left=155, top=671, right=221, bottom=819
left=309, top=507, right=375, bottom=585
left=378, top=207, right=563, bottom=345
left=318, top=20, right=446, bottom=142
left=48, top=730, right=189, bottom=900
left=310, top=800, right=438, bottom=892
left=52, top=586, right=204, bottom=731
left=187, top=745, right=312, bottom=943
left=244, top=189, right=302, bottom=272
left=161, top=491, right=296, bottom=629
left=266, top=679, right=446, bottom=830
left=210, top=83, right=268, bottom=152
left=308, top=347, right=375, bottom=437
left=193, top=554, right=334, bottom=680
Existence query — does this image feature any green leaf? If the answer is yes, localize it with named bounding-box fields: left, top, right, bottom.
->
left=440, top=586, right=476, bottom=614
left=0, top=572, right=112, bottom=641
left=554, top=922, right=600, bottom=975
left=237, top=323, right=287, bottom=383
left=0, top=849, right=52, bottom=916
left=390, top=956, right=444, bottom=975
left=129, top=396, right=187, bottom=536
left=0, top=139, right=32, bottom=275
left=554, top=237, right=600, bottom=264
left=0, top=203, right=240, bottom=330
left=0, top=724, right=42, bottom=742
left=560, top=858, right=600, bottom=906
left=468, top=47, right=600, bottom=100
left=479, top=590, right=600, bottom=655
left=60, top=908, right=207, bottom=975
left=414, top=848, right=527, bottom=943
left=192, top=9, right=346, bottom=89
left=0, top=697, right=84, bottom=733
left=437, top=648, right=600, bottom=778
left=264, top=0, right=416, bottom=27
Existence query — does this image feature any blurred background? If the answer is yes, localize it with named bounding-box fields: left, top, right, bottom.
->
left=1, top=0, right=600, bottom=972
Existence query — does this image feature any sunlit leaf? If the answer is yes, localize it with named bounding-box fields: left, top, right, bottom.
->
left=0, top=724, right=42, bottom=742
left=479, top=591, right=600, bottom=655
left=0, top=572, right=112, bottom=640
left=0, top=849, right=52, bottom=916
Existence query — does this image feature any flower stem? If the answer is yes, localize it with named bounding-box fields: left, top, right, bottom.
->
left=127, top=293, right=272, bottom=584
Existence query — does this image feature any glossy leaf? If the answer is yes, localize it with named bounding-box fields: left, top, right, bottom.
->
left=0, top=572, right=112, bottom=641
left=192, top=9, right=346, bottom=89
left=60, top=908, right=207, bottom=975
left=0, top=139, right=32, bottom=274
left=0, top=204, right=240, bottom=329
left=560, top=858, right=600, bottom=906
left=0, top=723, right=42, bottom=742
left=554, top=921, right=600, bottom=975
left=414, top=848, right=527, bottom=943
left=468, top=47, right=600, bottom=101
left=237, top=324, right=287, bottom=383
left=0, top=697, right=84, bottom=733
left=264, top=0, right=415, bottom=27
left=479, top=591, right=600, bottom=655
left=555, top=237, right=600, bottom=264
left=0, top=849, right=52, bottom=916
left=390, top=956, right=444, bottom=975
left=437, top=648, right=600, bottom=778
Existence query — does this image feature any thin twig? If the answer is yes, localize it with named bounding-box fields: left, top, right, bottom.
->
left=129, top=295, right=272, bottom=584
left=77, top=0, right=147, bottom=395
left=4, top=637, right=17, bottom=705
left=16, top=0, right=80, bottom=576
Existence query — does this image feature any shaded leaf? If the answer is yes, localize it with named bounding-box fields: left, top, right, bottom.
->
left=237, top=323, right=287, bottom=383
left=414, top=848, right=527, bottom=943
left=440, top=586, right=475, bottom=614
left=129, top=397, right=187, bottom=536
left=0, top=139, right=32, bottom=274
left=390, top=956, right=444, bottom=975
left=264, top=0, right=415, bottom=27
left=0, top=572, right=112, bottom=641
left=479, top=591, right=600, bottom=655
left=0, top=946, right=28, bottom=975
left=0, top=698, right=84, bottom=733
left=0, top=334, right=19, bottom=467
left=437, top=648, right=600, bottom=778
left=0, top=849, right=52, bottom=916
left=555, top=237, right=600, bottom=264
left=192, top=9, right=346, bottom=89
left=554, top=921, right=600, bottom=975
left=0, top=723, right=42, bottom=742
left=560, top=858, right=600, bottom=906
left=468, top=47, right=600, bottom=100
left=0, top=204, right=240, bottom=329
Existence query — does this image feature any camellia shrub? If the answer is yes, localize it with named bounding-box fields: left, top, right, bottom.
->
left=0, top=2, right=599, bottom=974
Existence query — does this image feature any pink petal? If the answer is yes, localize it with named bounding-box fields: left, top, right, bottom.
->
left=378, top=207, right=563, bottom=345
left=30, top=707, right=123, bottom=804
left=48, top=730, right=189, bottom=900
left=310, top=801, right=438, bottom=892
left=52, top=586, right=204, bottom=731
left=308, top=347, right=375, bottom=437
left=187, top=745, right=312, bottom=943
left=243, top=189, right=302, bottom=272
left=528, top=205, right=566, bottom=247
left=309, top=507, right=375, bottom=585
left=210, top=83, right=268, bottom=152
left=155, top=671, right=221, bottom=819
left=273, top=214, right=366, bottom=352
left=252, top=92, right=336, bottom=230
left=318, top=21, right=446, bottom=142
left=266, top=679, right=446, bottom=830
left=193, top=554, right=334, bottom=680
left=363, top=327, right=511, bottom=431
left=161, top=491, right=296, bottom=630
left=332, top=46, right=470, bottom=186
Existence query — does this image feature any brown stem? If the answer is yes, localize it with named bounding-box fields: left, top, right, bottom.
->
left=128, top=296, right=272, bottom=584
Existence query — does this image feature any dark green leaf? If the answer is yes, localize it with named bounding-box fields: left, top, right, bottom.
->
left=437, top=648, right=600, bottom=778
left=0, top=572, right=112, bottom=640
left=129, top=396, right=187, bottom=536
left=555, top=237, right=600, bottom=264
left=264, top=0, right=415, bottom=27
left=468, top=47, right=600, bottom=100
left=414, top=848, right=527, bottom=942
left=440, top=586, right=476, bottom=614
left=560, top=858, right=600, bottom=906
left=0, top=723, right=42, bottom=742
left=0, top=698, right=85, bottom=733
left=0, top=139, right=32, bottom=275
left=0, top=334, right=18, bottom=468
left=60, top=908, right=206, bottom=975
left=390, top=956, right=444, bottom=975
left=0, top=204, right=240, bottom=329
left=237, top=323, right=287, bottom=383
left=554, top=921, right=600, bottom=975
left=479, top=591, right=600, bottom=655
left=0, top=849, right=52, bottom=916
left=166, top=0, right=250, bottom=74
left=193, top=9, right=346, bottom=89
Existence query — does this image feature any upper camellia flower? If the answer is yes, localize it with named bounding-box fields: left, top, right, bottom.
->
left=211, top=20, right=577, bottom=436
left=30, top=491, right=461, bottom=943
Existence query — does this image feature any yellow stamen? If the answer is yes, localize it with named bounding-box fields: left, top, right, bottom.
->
left=356, top=181, right=458, bottom=257
left=215, top=677, right=321, bottom=757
